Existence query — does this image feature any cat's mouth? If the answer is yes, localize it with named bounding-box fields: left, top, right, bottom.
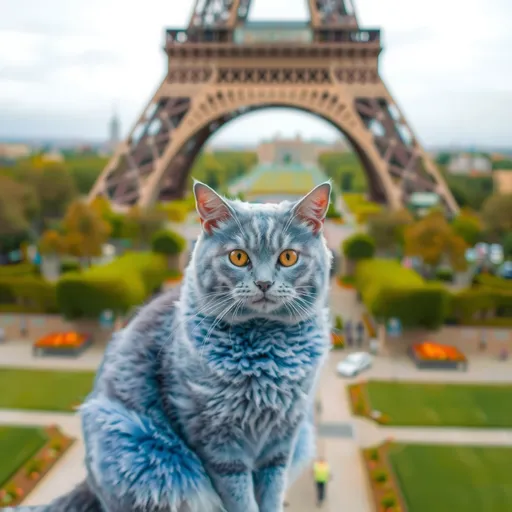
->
left=252, top=296, right=277, bottom=305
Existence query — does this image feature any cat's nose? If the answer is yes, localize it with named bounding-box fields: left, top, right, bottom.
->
left=255, top=280, right=274, bottom=292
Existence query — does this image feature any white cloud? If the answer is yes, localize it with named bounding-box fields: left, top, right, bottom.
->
left=0, top=0, right=510, bottom=147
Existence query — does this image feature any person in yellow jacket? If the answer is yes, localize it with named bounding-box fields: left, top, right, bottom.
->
left=313, top=456, right=331, bottom=507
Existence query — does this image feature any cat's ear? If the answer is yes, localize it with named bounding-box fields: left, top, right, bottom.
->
left=193, top=180, right=233, bottom=234
left=292, top=182, right=331, bottom=234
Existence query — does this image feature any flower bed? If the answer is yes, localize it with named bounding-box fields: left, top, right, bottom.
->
left=331, top=331, right=345, bottom=349
left=363, top=312, right=377, bottom=338
left=362, top=442, right=406, bottom=512
left=0, top=426, right=73, bottom=507
left=33, top=331, right=92, bottom=357
left=348, top=382, right=391, bottom=425
left=409, top=342, right=468, bottom=371
left=337, top=275, right=355, bottom=290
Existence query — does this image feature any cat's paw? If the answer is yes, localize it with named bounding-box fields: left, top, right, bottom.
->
left=81, top=397, right=223, bottom=512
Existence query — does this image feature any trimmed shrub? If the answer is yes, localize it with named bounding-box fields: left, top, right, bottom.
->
left=326, top=203, right=342, bottom=220
left=474, top=274, right=512, bottom=291
left=435, top=267, right=454, bottom=283
left=0, top=263, right=38, bottom=277
left=0, top=276, right=58, bottom=313
left=342, top=233, right=376, bottom=260
left=61, top=260, right=81, bottom=274
left=448, top=287, right=512, bottom=324
left=56, top=252, right=168, bottom=319
left=355, top=259, right=449, bottom=329
left=151, top=230, right=187, bottom=256
left=372, top=469, right=388, bottom=483
left=381, top=494, right=397, bottom=508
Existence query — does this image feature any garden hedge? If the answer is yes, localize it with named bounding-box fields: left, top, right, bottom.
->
left=342, top=233, right=376, bottom=260
left=151, top=230, right=187, bottom=256
left=355, top=259, right=449, bottom=329
left=56, top=252, right=168, bottom=319
left=474, top=274, right=512, bottom=291
left=448, top=287, right=512, bottom=325
left=0, top=276, right=57, bottom=313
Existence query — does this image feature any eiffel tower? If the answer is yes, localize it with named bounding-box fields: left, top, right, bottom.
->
left=89, top=0, right=458, bottom=214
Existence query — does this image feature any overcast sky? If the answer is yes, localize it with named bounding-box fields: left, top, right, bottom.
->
left=0, top=0, right=510, bottom=147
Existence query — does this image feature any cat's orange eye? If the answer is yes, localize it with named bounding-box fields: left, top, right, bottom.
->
left=278, top=250, right=298, bottom=267
left=229, top=250, right=249, bottom=267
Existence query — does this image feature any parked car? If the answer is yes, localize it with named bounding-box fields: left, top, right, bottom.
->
left=336, top=352, right=373, bottom=378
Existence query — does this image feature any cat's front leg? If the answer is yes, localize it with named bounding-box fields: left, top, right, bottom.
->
left=202, top=442, right=259, bottom=512
left=253, top=439, right=293, bottom=512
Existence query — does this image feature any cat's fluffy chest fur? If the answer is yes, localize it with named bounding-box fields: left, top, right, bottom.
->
left=165, top=302, right=330, bottom=455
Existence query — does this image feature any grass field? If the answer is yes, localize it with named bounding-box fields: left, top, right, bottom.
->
left=0, top=426, right=48, bottom=487
left=389, top=443, right=512, bottom=512
left=366, top=381, right=512, bottom=427
left=0, top=367, right=95, bottom=411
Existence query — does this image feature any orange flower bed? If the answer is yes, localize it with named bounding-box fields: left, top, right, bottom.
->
left=411, top=342, right=466, bottom=362
left=34, top=332, right=88, bottom=349
left=331, top=332, right=345, bottom=348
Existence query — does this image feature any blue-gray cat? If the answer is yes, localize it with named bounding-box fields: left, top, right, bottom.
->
left=11, top=181, right=333, bottom=512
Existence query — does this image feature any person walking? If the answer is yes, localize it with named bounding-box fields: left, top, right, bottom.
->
left=344, top=319, right=353, bottom=348
left=356, top=320, right=365, bottom=348
left=313, top=456, right=331, bottom=507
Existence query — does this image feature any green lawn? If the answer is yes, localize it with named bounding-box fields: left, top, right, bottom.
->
left=0, top=426, right=48, bottom=486
left=389, top=443, right=512, bottom=512
left=0, top=368, right=95, bottom=411
left=366, top=381, right=512, bottom=427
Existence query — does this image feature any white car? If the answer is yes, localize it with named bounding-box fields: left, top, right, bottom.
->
left=336, top=352, right=373, bottom=378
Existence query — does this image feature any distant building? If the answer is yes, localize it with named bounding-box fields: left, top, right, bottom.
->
left=493, top=170, right=512, bottom=194
left=448, top=153, right=492, bottom=175
left=407, top=192, right=440, bottom=217
left=229, top=135, right=330, bottom=202
left=256, top=135, right=348, bottom=167
left=41, top=150, right=64, bottom=163
left=104, top=109, right=121, bottom=154
left=0, top=143, right=32, bottom=160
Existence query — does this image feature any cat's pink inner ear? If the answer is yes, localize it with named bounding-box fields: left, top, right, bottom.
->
left=293, top=183, right=331, bottom=234
left=194, top=182, right=232, bottom=234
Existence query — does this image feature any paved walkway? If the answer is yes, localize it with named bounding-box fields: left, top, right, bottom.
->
left=0, top=338, right=103, bottom=371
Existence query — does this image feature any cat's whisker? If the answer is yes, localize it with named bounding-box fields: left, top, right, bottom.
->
left=199, top=300, right=240, bottom=357
left=156, top=295, right=235, bottom=361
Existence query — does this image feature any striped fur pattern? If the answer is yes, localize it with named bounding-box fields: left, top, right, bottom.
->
left=16, top=182, right=332, bottom=512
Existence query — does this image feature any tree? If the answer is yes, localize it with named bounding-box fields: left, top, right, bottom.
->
left=151, top=230, right=186, bottom=255
left=0, top=176, right=36, bottom=253
left=151, top=229, right=187, bottom=270
left=341, top=172, right=353, bottom=192
left=39, top=230, right=66, bottom=256
left=90, top=196, right=113, bottom=219
left=122, top=206, right=166, bottom=248
left=62, top=200, right=111, bottom=264
left=342, top=233, right=376, bottom=260
left=34, top=163, right=77, bottom=220
left=481, top=194, right=512, bottom=239
left=503, top=232, right=512, bottom=259
left=404, top=211, right=468, bottom=276
left=451, top=209, right=483, bottom=247
left=367, top=209, right=413, bottom=254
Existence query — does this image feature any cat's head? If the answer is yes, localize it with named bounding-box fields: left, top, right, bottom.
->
left=187, top=180, right=332, bottom=323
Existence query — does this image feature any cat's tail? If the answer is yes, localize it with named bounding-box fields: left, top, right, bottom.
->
left=3, top=479, right=102, bottom=512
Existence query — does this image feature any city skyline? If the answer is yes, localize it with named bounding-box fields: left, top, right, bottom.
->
left=1, top=0, right=511, bottom=147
